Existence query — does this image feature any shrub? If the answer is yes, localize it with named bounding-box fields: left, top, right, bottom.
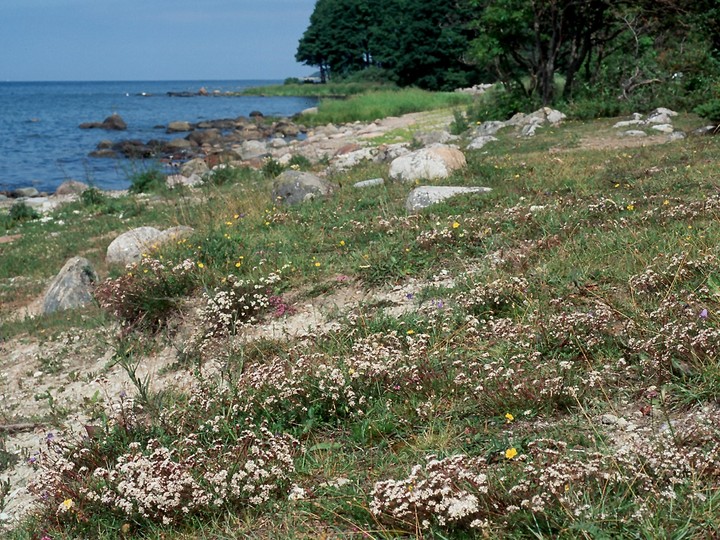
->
left=694, top=99, right=720, bottom=122
left=94, top=257, right=197, bottom=334
left=128, top=168, right=167, bottom=194
left=9, top=201, right=40, bottom=223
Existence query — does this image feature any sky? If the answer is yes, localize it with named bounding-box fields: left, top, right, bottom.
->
left=0, top=0, right=317, bottom=81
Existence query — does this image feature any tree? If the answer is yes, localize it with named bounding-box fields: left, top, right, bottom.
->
left=296, top=0, right=482, bottom=90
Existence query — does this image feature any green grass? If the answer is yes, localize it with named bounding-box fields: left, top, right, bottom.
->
left=241, top=81, right=396, bottom=98
left=300, top=88, right=473, bottom=125
left=3, top=110, right=720, bottom=539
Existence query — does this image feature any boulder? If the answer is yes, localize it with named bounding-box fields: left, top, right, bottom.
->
left=508, top=107, right=566, bottom=127
left=330, top=147, right=377, bottom=172
left=474, top=121, right=505, bottom=137
left=79, top=113, right=127, bottom=130
left=167, top=121, right=193, bottom=133
left=272, top=170, right=336, bottom=206
left=651, top=124, right=674, bottom=134
left=300, top=107, right=318, bottom=115
left=165, top=138, right=193, bottom=151
left=240, top=140, right=269, bottom=160
left=667, top=131, right=687, bottom=142
left=106, top=226, right=162, bottom=266
left=153, top=226, right=194, bottom=246
left=389, top=144, right=467, bottom=183
left=180, top=158, right=209, bottom=177
left=413, top=130, right=457, bottom=146
left=55, top=180, right=89, bottom=196
left=405, top=186, right=492, bottom=213
left=467, top=135, right=498, bottom=150
left=42, top=257, right=98, bottom=314
left=12, top=187, right=40, bottom=198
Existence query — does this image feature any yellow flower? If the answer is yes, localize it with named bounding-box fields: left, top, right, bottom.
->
left=452, top=221, right=460, bottom=229
left=60, top=498, right=75, bottom=511
left=197, top=262, right=204, bottom=269
left=505, top=412, right=514, bottom=423
left=505, top=447, right=518, bottom=460
left=225, top=221, right=232, bottom=225
left=314, top=262, right=321, bottom=267
left=235, top=262, right=242, bottom=268
left=626, top=204, right=634, bottom=211
left=234, top=214, right=240, bottom=219
left=348, top=368, right=355, bottom=375
left=406, top=329, right=415, bottom=335
left=663, top=199, right=670, bottom=205
left=339, top=240, right=346, bottom=246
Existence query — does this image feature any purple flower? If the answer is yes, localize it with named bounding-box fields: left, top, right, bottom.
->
left=435, top=300, right=444, bottom=309
left=46, top=432, right=54, bottom=441
left=406, top=293, right=414, bottom=300
left=699, top=308, right=709, bottom=319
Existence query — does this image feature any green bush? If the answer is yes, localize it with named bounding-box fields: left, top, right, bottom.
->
left=9, top=202, right=40, bottom=223
left=466, top=85, right=535, bottom=123
left=695, top=99, right=720, bottom=122
left=128, top=168, right=167, bottom=194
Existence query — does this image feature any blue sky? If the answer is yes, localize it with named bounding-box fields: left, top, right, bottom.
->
left=1, top=0, right=317, bottom=81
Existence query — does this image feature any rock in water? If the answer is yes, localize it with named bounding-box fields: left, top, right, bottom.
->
left=43, top=257, right=98, bottom=314
left=55, top=180, right=89, bottom=196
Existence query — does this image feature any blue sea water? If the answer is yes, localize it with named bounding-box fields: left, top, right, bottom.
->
left=0, top=80, right=318, bottom=193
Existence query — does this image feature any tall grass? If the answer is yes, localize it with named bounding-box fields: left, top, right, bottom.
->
left=302, top=88, right=473, bottom=124
left=241, top=81, right=395, bottom=98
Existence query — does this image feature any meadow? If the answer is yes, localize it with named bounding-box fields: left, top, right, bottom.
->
left=1, top=102, right=719, bottom=539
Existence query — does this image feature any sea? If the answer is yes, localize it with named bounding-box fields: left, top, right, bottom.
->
left=0, top=80, right=318, bottom=193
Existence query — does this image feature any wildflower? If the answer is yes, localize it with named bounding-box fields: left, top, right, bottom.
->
left=700, top=308, right=709, bottom=319
left=505, top=447, right=518, bottom=460
left=452, top=221, right=460, bottom=229
left=339, top=240, right=346, bottom=246
left=58, top=498, right=75, bottom=513
left=505, top=412, right=514, bottom=423
left=626, top=204, right=635, bottom=211
left=314, top=262, right=321, bottom=267
left=235, top=262, right=242, bottom=268
left=197, top=262, right=204, bottom=269
left=407, top=329, right=415, bottom=335
left=663, top=199, right=670, bottom=205
left=225, top=221, right=232, bottom=225
left=234, top=214, right=240, bottom=219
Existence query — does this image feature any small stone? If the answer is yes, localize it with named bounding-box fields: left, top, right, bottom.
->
left=620, top=130, right=647, bottom=138
left=354, top=178, right=385, bottom=189
left=601, top=414, right=619, bottom=425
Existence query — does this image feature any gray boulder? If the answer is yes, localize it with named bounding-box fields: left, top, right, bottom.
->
left=12, top=187, right=40, bottom=198
left=467, top=135, right=498, bottom=150
left=413, top=130, right=458, bottom=146
left=106, top=226, right=195, bottom=265
left=405, top=186, right=492, bottom=213
left=651, top=124, right=674, bottom=134
left=180, top=158, right=209, bottom=177
left=389, top=144, right=466, bottom=183
left=106, top=226, right=162, bottom=266
left=240, top=140, right=269, bottom=160
left=165, top=138, right=193, bottom=151
left=474, top=121, right=505, bottom=137
left=272, top=170, right=336, bottom=205
left=43, top=257, right=98, bottom=314
left=79, top=113, right=127, bottom=130
left=55, top=180, right=89, bottom=196
left=167, top=121, right=193, bottom=133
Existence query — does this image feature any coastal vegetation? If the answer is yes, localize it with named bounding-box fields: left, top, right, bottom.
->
left=2, top=104, right=720, bottom=538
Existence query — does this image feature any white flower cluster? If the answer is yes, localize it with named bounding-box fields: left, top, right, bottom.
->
left=370, top=454, right=490, bottom=530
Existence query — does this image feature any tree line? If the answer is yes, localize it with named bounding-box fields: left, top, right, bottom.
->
left=296, top=0, right=720, bottom=115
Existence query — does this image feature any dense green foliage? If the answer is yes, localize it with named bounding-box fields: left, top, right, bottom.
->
left=298, top=0, right=720, bottom=117
left=296, top=0, right=482, bottom=90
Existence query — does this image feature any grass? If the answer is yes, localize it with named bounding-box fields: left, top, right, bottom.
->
left=240, top=81, right=396, bottom=98
left=2, top=106, right=720, bottom=539
left=300, top=88, right=474, bottom=125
